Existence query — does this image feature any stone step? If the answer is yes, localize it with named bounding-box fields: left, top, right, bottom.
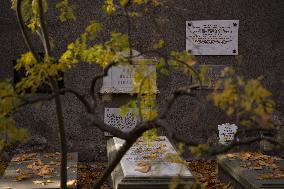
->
left=0, top=152, right=78, bottom=189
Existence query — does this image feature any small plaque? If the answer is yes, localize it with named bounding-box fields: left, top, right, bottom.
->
left=218, top=123, right=238, bottom=145
left=104, top=108, right=138, bottom=133
left=193, top=65, right=228, bottom=89
left=186, top=20, right=239, bottom=55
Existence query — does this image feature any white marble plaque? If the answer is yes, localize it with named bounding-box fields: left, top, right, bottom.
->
left=113, top=136, right=192, bottom=177
left=104, top=108, right=138, bottom=132
left=186, top=20, right=239, bottom=55
left=218, top=123, right=238, bottom=145
left=100, top=64, right=157, bottom=93
left=100, top=50, right=157, bottom=93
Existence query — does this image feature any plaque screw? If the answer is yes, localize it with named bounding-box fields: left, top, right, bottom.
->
left=233, top=50, right=236, bottom=53
left=188, top=23, right=192, bottom=27
left=233, top=23, right=237, bottom=27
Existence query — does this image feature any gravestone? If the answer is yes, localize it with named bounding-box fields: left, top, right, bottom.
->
left=104, top=110, right=196, bottom=189
left=192, top=65, right=228, bottom=89
left=186, top=20, right=239, bottom=55
left=107, top=137, right=196, bottom=189
left=0, top=153, right=77, bottom=189
left=218, top=123, right=238, bottom=145
left=218, top=153, right=284, bottom=189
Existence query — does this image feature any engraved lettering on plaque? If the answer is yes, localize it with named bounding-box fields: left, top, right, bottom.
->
left=186, top=20, right=239, bottom=55
left=104, top=108, right=138, bottom=132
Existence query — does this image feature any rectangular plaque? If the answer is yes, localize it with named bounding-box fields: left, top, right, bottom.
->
left=104, top=108, right=138, bottom=133
left=100, top=64, right=157, bottom=94
left=186, top=20, right=239, bottom=55
left=193, top=65, right=228, bottom=89
left=113, top=136, right=193, bottom=177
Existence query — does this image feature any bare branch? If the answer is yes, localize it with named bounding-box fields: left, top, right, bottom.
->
left=93, top=141, right=133, bottom=189
left=38, top=0, right=51, bottom=55
left=17, top=94, right=56, bottom=108
left=60, top=88, right=92, bottom=112
left=16, top=0, right=40, bottom=63
left=208, top=135, right=284, bottom=155
left=156, top=119, right=199, bottom=146
left=87, top=113, right=129, bottom=140
left=89, top=62, right=118, bottom=111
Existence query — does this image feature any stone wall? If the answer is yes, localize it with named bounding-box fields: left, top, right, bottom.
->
left=0, top=0, right=283, bottom=161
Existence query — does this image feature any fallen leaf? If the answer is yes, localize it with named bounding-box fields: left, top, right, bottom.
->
left=67, top=179, right=77, bottom=187
left=37, top=165, right=53, bottom=176
left=135, top=161, right=151, bottom=173
left=15, top=172, right=31, bottom=181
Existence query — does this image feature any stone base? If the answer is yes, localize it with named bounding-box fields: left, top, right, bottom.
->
left=107, top=137, right=197, bottom=189
left=217, top=154, right=284, bottom=189
left=0, top=152, right=78, bottom=189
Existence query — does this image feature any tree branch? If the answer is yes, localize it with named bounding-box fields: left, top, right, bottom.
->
left=155, top=119, right=199, bottom=146
left=208, top=135, right=284, bottom=155
left=92, top=141, right=133, bottom=189
left=89, top=62, right=118, bottom=111
left=16, top=0, right=40, bottom=63
left=17, top=94, right=56, bottom=108
left=38, top=0, right=51, bottom=55
left=87, top=113, right=129, bottom=140
left=61, top=88, right=92, bottom=112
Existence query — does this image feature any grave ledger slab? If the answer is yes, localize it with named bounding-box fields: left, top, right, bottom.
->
left=107, top=136, right=196, bottom=189
left=218, top=154, right=284, bottom=189
left=0, top=153, right=78, bottom=189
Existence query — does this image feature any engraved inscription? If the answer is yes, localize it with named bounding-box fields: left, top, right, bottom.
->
left=186, top=20, right=239, bottom=55
left=104, top=108, right=137, bottom=132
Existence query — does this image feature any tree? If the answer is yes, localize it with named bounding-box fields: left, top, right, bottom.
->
left=0, top=0, right=283, bottom=188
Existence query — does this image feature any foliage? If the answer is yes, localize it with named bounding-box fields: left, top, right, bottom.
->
left=210, top=67, right=275, bottom=127
left=0, top=81, right=28, bottom=150
left=55, top=0, right=76, bottom=22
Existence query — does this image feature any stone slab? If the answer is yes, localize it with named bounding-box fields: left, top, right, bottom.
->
left=186, top=20, right=239, bottom=55
left=107, top=137, right=196, bottom=189
left=0, top=153, right=78, bottom=189
left=217, top=154, right=284, bottom=189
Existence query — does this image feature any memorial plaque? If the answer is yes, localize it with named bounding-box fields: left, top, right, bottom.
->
left=193, top=65, right=228, bottom=89
left=100, top=64, right=157, bottom=93
left=104, top=108, right=138, bottom=133
left=100, top=50, right=157, bottom=94
left=186, top=20, right=239, bottom=55
left=218, top=123, right=238, bottom=145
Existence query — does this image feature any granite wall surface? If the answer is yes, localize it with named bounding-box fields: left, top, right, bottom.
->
left=0, top=0, right=283, bottom=161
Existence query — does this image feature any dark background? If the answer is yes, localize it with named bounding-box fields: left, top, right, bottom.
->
left=0, top=0, right=283, bottom=161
